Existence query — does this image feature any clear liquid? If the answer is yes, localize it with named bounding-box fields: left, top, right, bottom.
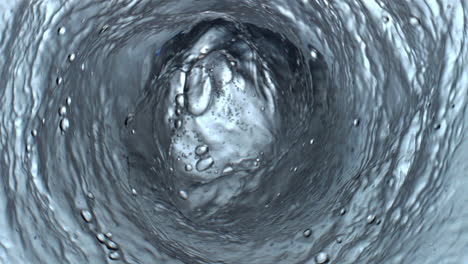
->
left=0, top=1, right=466, bottom=264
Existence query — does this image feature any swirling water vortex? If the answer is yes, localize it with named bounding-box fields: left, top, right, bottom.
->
left=0, top=0, right=467, bottom=263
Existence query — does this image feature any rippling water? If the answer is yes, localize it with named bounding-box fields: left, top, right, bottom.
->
left=1, top=0, right=467, bottom=263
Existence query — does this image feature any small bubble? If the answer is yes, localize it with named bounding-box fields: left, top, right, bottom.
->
left=383, top=15, right=390, bottom=23
left=175, top=93, right=185, bottom=107
left=87, top=192, right=94, bottom=199
left=410, top=16, right=420, bottom=25
left=195, top=145, right=209, bottom=155
left=196, top=156, right=214, bottom=171
left=131, top=129, right=135, bottom=134
left=222, top=165, right=234, bottom=175
left=31, top=129, right=38, bottom=137
left=105, top=232, right=113, bottom=239
left=80, top=210, right=93, bottom=222
left=303, top=229, right=312, bottom=238
left=58, top=27, right=66, bottom=35
left=336, top=236, right=343, bottom=243
left=81, top=63, right=85, bottom=71
left=353, top=119, right=360, bottom=126
left=68, top=53, right=76, bottom=62
left=96, top=233, right=106, bottom=243
left=309, top=138, right=315, bottom=145
left=185, top=164, right=193, bottom=172
left=315, top=252, right=329, bottom=264
left=174, top=119, right=182, bottom=129
left=310, top=49, right=318, bottom=59
left=60, top=118, right=70, bottom=133
left=26, top=144, right=31, bottom=153
left=56, top=76, right=63, bottom=85
left=66, top=97, right=72, bottom=105
left=366, top=214, right=376, bottom=224
left=131, top=188, right=138, bottom=196
left=124, top=113, right=134, bottom=126
left=105, top=240, right=119, bottom=250
left=340, top=208, right=346, bottom=215
left=58, top=106, right=67, bottom=116
left=179, top=190, right=188, bottom=200
left=434, top=123, right=441, bottom=130
left=99, top=25, right=109, bottom=34
left=109, top=251, right=120, bottom=260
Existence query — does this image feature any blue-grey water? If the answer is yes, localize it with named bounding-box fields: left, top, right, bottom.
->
left=0, top=0, right=467, bottom=263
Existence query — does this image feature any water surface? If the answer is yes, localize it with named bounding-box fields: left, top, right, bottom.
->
left=0, top=0, right=467, bottom=263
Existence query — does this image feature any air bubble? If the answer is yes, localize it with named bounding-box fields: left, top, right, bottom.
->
left=410, top=16, right=420, bottom=25
left=222, top=165, right=234, bottom=175
left=86, top=192, right=94, bottom=199
left=66, top=97, right=71, bottom=105
left=68, top=53, right=76, bottom=62
left=109, top=251, right=120, bottom=260
left=310, top=49, right=318, bottom=59
left=26, top=145, right=31, bottom=153
left=196, top=156, right=214, bottom=171
left=58, top=106, right=67, bottom=116
left=58, top=27, right=66, bottom=35
left=366, top=214, right=376, bottom=224
left=340, top=208, right=346, bottom=215
left=56, top=77, right=63, bottom=85
left=124, top=113, right=134, bottom=126
left=336, top=236, right=343, bottom=243
left=185, top=164, right=193, bottom=172
left=315, top=252, right=329, bottom=264
left=105, top=240, right=119, bottom=250
left=96, top=233, right=106, bottom=243
left=131, top=188, right=138, bottom=195
left=309, top=138, right=314, bottom=145
left=195, top=145, right=209, bottom=155
left=174, top=119, right=182, bottom=129
left=175, top=93, right=185, bottom=107
left=179, top=190, right=188, bottom=200
left=99, top=25, right=109, bottom=34
left=31, top=129, right=37, bottom=137
left=80, top=210, right=93, bottom=222
left=353, top=119, right=360, bottom=126
left=60, top=118, right=70, bottom=133
left=303, top=229, right=311, bottom=238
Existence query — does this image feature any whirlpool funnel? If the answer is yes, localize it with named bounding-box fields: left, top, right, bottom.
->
left=0, top=1, right=467, bottom=264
